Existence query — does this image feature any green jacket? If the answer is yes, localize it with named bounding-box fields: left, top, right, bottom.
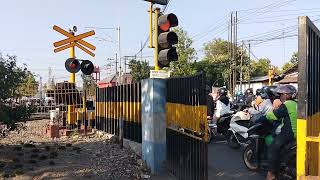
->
left=266, top=100, right=297, bottom=137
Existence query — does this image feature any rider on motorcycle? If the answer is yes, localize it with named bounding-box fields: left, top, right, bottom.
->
left=248, top=86, right=273, bottom=117
left=244, top=88, right=255, bottom=107
left=255, top=85, right=297, bottom=180
left=206, top=85, right=215, bottom=119
left=213, top=87, right=231, bottom=121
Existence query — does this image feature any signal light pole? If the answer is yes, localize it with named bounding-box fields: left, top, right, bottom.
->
left=69, top=31, right=76, bottom=83
left=154, top=8, right=160, bottom=70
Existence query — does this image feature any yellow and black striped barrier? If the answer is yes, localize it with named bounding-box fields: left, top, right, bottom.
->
left=166, top=73, right=208, bottom=180
left=95, top=83, right=142, bottom=143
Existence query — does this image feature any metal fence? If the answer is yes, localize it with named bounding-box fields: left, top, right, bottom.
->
left=166, top=73, right=208, bottom=180
left=298, top=16, right=320, bottom=177
left=95, top=83, right=142, bottom=143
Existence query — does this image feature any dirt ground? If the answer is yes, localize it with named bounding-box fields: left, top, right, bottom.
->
left=0, top=120, right=150, bottom=180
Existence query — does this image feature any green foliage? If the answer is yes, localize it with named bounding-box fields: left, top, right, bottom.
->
left=169, top=27, right=197, bottom=77
left=17, top=72, right=38, bottom=98
left=0, top=104, right=36, bottom=128
left=250, top=58, right=271, bottom=77
left=81, top=74, right=97, bottom=97
left=281, top=52, right=298, bottom=73
left=289, top=52, right=298, bottom=64
left=129, top=60, right=150, bottom=82
left=0, top=55, right=29, bottom=102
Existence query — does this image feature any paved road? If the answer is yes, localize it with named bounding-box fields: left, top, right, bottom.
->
left=208, top=135, right=265, bottom=180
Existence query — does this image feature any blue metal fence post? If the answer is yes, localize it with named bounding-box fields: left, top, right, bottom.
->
left=141, top=78, right=166, bottom=174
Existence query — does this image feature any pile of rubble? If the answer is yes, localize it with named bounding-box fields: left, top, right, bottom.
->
left=0, top=119, right=150, bottom=179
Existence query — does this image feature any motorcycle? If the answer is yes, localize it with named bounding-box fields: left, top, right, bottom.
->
left=243, top=122, right=296, bottom=179
left=208, top=112, right=234, bottom=142
left=227, top=111, right=251, bottom=149
left=208, top=118, right=217, bottom=142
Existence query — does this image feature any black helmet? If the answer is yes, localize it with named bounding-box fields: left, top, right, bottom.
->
left=261, top=86, right=277, bottom=99
left=255, top=89, right=262, bottom=96
left=218, top=87, right=228, bottom=96
left=245, top=88, right=253, bottom=96
left=273, top=85, right=297, bottom=98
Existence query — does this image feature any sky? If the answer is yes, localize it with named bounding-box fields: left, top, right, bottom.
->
left=1, top=0, right=320, bottom=85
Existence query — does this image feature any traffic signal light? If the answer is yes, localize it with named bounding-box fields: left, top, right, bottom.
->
left=80, top=60, right=94, bottom=75
left=157, top=13, right=179, bottom=68
left=65, top=58, right=81, bottom=73
left=65, top=58, right=94, bottom=75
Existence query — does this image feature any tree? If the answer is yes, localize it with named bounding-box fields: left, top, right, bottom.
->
left=201, top=39, right=251, bottom=87
left=0, top=54, right=36, bottom=127
left=281, top=52, right=298, bottom=73
left=128, top=60, right=150, bottom=82
left=250, top=58, right=271, bottom=77
left=0, top=55, right=29, bottom=102
left=17, top=72, right=38, bottom=97
left=81, top=74, right=97, bottom=97
left=169, top=27, right=197, bottom=77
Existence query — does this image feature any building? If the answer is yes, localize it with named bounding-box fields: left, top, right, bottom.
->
left=236, top=63, right=298, bottom=93
left=275, top=64, right=298, bottom=89
left=236, top=75, right=270, bottom=93
left=97, top=73, right=133, bottom=88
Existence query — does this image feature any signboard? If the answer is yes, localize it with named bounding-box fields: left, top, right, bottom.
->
left=150, top=70, right=170, bottom=79
left=143, top=0, right=168, bottom=5
left=53, top=25, right=96, bottom=57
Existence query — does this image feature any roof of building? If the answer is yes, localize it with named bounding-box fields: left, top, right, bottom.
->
left=98, top=73, right=132, bottom=84
left=278, top=75, right=298, bottom=84
left=238, top=75, right=269, bottom=83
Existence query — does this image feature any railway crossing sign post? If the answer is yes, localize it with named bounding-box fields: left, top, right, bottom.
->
left=52, top=25, right=96, bottom=126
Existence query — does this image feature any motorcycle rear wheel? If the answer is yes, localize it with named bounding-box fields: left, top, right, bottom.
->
left=243, top=142, right=259, bottom=171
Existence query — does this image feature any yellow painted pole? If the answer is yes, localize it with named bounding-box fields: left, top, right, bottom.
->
left=69, top=45, right=75, bottom=83
left=297, top=119, right=307, bottom=179
left=268, top=69, right=272, bottom=86
left=154, top=8, right=160, bottom=70
left=68, top=32, right=76, bottom=126
left=149, top=2, right=153, bottom=48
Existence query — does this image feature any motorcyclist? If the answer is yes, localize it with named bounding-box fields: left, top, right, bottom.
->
left=255, top=85, right=297, bottom=180
left=206, top=85, right=215, bottom=119
left=249, top=87, right=274, bottom=116
left=244, top=88, right=255, bottom=107
left=213, top=87, right=231, bottom=121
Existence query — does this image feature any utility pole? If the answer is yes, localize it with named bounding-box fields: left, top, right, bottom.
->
left=233, top=11, right=238, bottom=95
left=232, top=12, right=236, bottom=96
left=141, top=41, right=143, bottom=61
left=248, top=42, right=251, bottom=88
left=240, top=41, right=244, bottom=93
left=117, top=26, right=122, bottom=82
left=115, top=53, right=118, bottom=75
left=229, top=12, right=233, bottom=92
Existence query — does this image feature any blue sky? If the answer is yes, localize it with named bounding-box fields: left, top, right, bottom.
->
left=0, top=0, right=320, bottom=84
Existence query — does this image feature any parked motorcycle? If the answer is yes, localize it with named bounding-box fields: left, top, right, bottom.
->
left=243, top=122, right=296, bottom=179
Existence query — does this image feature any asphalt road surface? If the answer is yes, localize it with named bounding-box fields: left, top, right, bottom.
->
left=208, top=135, right=265, bottom=180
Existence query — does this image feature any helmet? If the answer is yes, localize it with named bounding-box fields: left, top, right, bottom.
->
left=245, top=88, right=253, bottom=96
left=261, top=86, right=276, bottom=99
left=273, top=85, right=297, bottom=98
left=236, top=91, right=243, bottom=97
left=255, top=89, right=262, bottom=96
left=218, top=87, right=228, bottom=96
